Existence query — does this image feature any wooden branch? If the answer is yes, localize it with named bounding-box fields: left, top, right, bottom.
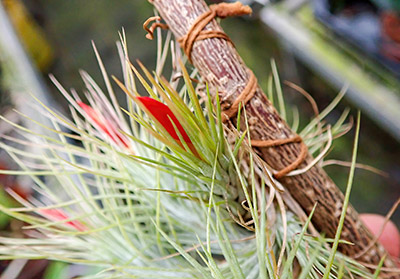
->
left=150, top=0, right=397, bottom=274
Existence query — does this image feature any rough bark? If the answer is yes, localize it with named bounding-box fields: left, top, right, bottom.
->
left=150, top=0, right=398, bottom=274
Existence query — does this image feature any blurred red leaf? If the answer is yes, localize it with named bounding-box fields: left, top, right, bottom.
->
left=39, top=208, right=86, bottom=232
left=78, top=101, right=129, bottom=148
left=0, top=161, right=31, bottom=200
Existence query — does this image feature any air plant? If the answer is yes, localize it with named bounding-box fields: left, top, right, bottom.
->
left=0, top=29, right=378, bottom=278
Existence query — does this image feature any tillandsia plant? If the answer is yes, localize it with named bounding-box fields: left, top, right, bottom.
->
left=0, top=26, right=384, bottom=278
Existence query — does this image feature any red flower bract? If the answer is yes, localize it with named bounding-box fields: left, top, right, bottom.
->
left=135, top=96, right=198, bottom=156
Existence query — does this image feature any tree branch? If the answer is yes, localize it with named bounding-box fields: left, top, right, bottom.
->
left=150, top=0, right=397, bottom=273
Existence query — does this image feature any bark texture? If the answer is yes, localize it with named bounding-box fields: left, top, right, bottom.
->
left=151, top=0, right=398, bottom=274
